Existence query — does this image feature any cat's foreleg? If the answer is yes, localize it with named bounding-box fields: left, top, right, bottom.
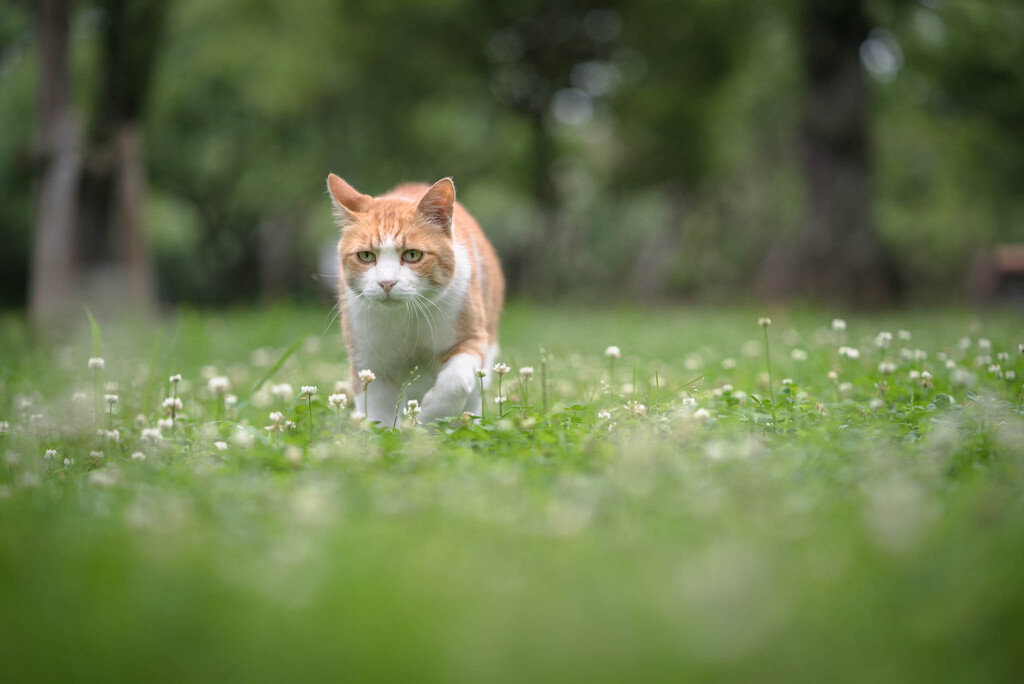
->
left=355, top=377, right=402, bottom=426
left=419, top=350, right=483, bottom=424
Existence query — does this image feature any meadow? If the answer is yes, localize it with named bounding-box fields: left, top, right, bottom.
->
left=1, top=303, right=1023, bottom=682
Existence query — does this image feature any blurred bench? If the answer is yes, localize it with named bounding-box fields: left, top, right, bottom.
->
left=969, top=244, right=1024, bottom=301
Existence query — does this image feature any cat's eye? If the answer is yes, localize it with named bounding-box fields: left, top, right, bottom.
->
left=402, top=249, right=423, bottom=263
left=356, top=251, right=376, bottom=263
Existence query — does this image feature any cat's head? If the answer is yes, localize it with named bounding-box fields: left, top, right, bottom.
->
left=327, top=174, right=457, bottom=305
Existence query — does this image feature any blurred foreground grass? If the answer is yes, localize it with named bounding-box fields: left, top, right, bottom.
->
left=1, top=303, right=1024, bottom=682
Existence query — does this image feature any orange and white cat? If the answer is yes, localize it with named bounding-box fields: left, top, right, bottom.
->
left=327, top=174, right=504, bottom=424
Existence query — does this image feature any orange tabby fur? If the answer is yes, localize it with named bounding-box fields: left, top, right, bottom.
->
left=327, top=174, right=504, bottom=424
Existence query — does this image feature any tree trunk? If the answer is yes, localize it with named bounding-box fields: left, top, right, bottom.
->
left=29, top=0, right=83, bottom=327
left=792, top=0, right=898, bottom=306
left=75, top=0, right=167, bottom=316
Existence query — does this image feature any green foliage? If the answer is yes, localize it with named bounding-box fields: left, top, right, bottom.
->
left=2, top=0, right=1024, bottom=303
left=1, top=305, right=1024, bottom=680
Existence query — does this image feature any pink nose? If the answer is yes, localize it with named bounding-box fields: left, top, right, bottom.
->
left=378, top=280, right=397, bottom=295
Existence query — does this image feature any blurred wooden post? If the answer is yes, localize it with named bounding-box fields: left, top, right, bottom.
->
left=29, top=0, right=82, bottom=327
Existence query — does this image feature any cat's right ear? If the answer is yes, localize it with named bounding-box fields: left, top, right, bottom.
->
left=326, top=174, right=372, bottom=228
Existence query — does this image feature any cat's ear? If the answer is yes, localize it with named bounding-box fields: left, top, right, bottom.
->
left=416, top=178, right=456, bottom=235
left=326, top=174, right=372, bottom=228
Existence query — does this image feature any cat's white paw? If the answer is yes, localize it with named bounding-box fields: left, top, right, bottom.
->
left=418, top=354, right=478, bottom=423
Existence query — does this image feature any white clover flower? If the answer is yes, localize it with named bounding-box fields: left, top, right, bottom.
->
left=838, top=382, right=853, bottom=394
left=269, top=411, right=285, bottom=424
left=224, top=394, right=238, bottom=407
left=997, top=352, right=1009, bottom=361
left=878, top=361, right=897, bottom=375
left=922, top=370, right=932, bottom=379
left=403, top=399, right=421, bottom=418
left=945, top=359, right=957, bottom=370
left=358, top=369, right=376, bottom=384
left=63, top=458, right=73, bottom=466
left=978, top=338, right=991, bottom=351
left=105, top=429, right=120, bottom=442
left=694, top=407, right=711, bottom=421
left=162, top=397, right=184, bottom=412
left=231, top=427, right=255, bottom=449
left=494, top=396, right=507, bottom=404
left=951, top=368, right=975, bottom=387
left=141, top=428, right=162, bottom=442
left=839, top=346, right=860, bottom=360
left=1019, top=343, right=1024, bottom=354
left=214, top=441, right=228, bottom=451
left=88, top=357, right=105, bottom=370
left=598, top=410, right=611, bottom=419
left=271, top=383, right=293, bottom=400
left=908, top=370, right=921, bottom=381
left=681, top=396, right=696, bottom=406
left=169, top=374, right=182, bottom=384
left=958, top=337, right=972, bottom=350
left=721, top=358, right=737, bottom=370
left=869, top=398, right=885, bottom=410
left=721, top=384, right=734, bottom=393
left=782, top=378, right=794, bottom=386
left=604, top=345, right=622, bottom=359
left=284, top=446, right=303, bottom=464
left=758, top=317, right=772, bottom=327
left=131, top=452, right=146, bottom=461
left=1006, top=370, right=1016, bottom=381
left=913, top=349, right=927, bottom=361
left=328, top=393, right=347, bottom=409
left=474, top=368, right=487, bottom=379
left=827, top=370, right=839, bottom=383
left=157, top=418, right=173, bottom=432
left=492, top=362, right=511, bottom=375
left=874, top=331, right=893, bottom=348
left=830, top=319, right=846, bottom=332
left=519, top=366, right=535, bottom=379
left=300, top=385, right=317, bottom=397
left=790, top=349, right=808, bottom=362
left=44, top=449, right=57, bottom=460
left=897, top=330, right=912, bottom=341
left=208, top=376, right=230, bottom=394
left=633, top=403, right=647, bottom=416
left=105, top=393, right=119, bottom=405
left=987, top=364, right=1003, bottom=378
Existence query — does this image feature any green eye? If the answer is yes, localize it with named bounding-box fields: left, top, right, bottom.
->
left=402, top=249, right=423, bottom=263
left=356, top=251, right=376, bottom=263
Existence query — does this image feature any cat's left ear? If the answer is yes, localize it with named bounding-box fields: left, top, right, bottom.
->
left=416, top=178, right=456, bottom=236
left=326, top=174, right=372, bottom=229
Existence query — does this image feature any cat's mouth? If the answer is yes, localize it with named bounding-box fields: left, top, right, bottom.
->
left=361, top=292, right=405, bottom=306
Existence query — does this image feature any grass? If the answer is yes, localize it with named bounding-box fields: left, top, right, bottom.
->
left=1, top=302, right=1023, bottom=682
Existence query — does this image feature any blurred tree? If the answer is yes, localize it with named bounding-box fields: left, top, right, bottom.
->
left=613, top=0, right=754, bottom=298
left=28, top=0, right=81, bottom=326
left=28, top=0, right=168, bottom=326
left=762, top=0, right=899, bottom=305
left=77, top=0, right=169, bottom=314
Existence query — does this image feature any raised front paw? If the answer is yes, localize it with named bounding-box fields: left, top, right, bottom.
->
left=418, top=385, right=468, bottom=424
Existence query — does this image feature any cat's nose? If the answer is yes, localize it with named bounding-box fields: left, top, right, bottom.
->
left=377, top=279, right=397, bottom=295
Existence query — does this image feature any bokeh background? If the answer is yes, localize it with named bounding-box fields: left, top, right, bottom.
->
left=2, top=0, right=1024, bottom=322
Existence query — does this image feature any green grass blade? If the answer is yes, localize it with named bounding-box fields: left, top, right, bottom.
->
left=140, top=329, right=163, bottom=415
left=85, top=306, right=102, bottom=358
left=248, top=329, right=312, bottom=399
